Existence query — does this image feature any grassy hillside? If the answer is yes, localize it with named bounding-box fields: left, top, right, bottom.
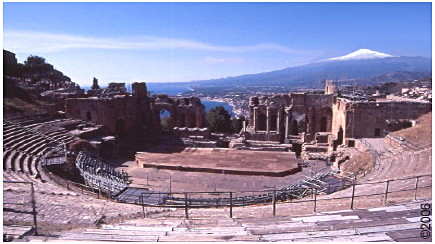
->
left=3, top=79, right=50, bottom=118
left=393, top=111, right=432, bottom=147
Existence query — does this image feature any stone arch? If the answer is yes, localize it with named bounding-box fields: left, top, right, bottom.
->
left=159, top=109, right=172, bottom=133
left=320, top=116, right=327, bottom=132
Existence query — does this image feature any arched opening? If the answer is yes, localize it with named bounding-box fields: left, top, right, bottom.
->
left=115, top=119, right=126, bottom=139
left=337, top=126, right=344, bottom=145
left=270, top=114, right=277, bottom=131
left=320, top=116, right=327, bottom=132
left=290, top=120, right=298, bottom=135
left=258, top=114, right=267, bottom=131
left=180, top=114, right=186, bottom=127
left=86, top=111, right=92, bottom=121
left=160, top=109, right=172, bottom=133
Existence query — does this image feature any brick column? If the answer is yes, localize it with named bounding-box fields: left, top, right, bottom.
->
left=285, top=109, right=290, bottom=139
left=277, top=108, right=282, bottom=134
left=266, top=107, right=271, bottom=134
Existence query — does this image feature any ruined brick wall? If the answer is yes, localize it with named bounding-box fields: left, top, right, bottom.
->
left=351, top=101, right=431, bottom=138
left=150, top=95, right=206, bottom=132
left=331, top=98, right=349, bottom=142
left=65, top=96, right=149, bottom=137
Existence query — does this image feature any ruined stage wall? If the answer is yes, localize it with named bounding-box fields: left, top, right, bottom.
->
left=351, top=101, right=431, bottom=138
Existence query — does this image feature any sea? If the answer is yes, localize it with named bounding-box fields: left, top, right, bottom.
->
left=82, top=84, right=234, bottom=116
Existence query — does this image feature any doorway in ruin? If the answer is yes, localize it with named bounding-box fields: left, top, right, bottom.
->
left=160, top=109, right=172, bottom=133
left=290, top=120, right=298, bottom=135
left=270, top=114, right=277, bottom=131
left=115, top=119, right=126, bottom=139
left=374, top=128, right=381, bottom=137
left=259, top=114, right=267, bottom=131
left=320, top=116, right=327, bottom=132
left=337, top=126, right=344, bottom=145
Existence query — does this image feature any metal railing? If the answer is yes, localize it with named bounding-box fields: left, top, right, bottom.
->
left=42, top=168, right=113, bottom=200
left=75, top=151, right=129, bottom=196
left=40, top=145, right=67, bottom=167
left=3, top=181, right=38, bottom=235
left=137, top=173, right=431, bottom=219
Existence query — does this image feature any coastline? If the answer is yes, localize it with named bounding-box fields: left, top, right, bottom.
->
left=200, top=96, right=244, bottom=117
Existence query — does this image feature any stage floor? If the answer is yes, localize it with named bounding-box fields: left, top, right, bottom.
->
left=135, top=148, right=301, bottom=177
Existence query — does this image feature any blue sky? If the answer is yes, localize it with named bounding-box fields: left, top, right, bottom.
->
left=3, top=2, right=432, bottom=86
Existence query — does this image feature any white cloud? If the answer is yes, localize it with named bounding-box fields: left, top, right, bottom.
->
left=4, top=30, right=307, bottom=54
left=203, top=56, right=245, bottom=64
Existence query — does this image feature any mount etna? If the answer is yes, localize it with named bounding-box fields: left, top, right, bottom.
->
left=159, top=49, right=431, bottom=92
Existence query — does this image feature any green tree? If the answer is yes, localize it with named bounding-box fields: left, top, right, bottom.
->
left=206, top=106, right=232, bottom=133
left=23, top=55, right=53, bottom=74
left=91, top=77, right=100, bottom=90
left=231, top=116, right=245, bottom=133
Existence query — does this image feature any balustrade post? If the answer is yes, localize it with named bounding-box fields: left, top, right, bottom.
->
left=30, top=183, right=38, bottom=235
left=229, top=192, right=233, bottom=218
left=384, top=180, right=390, bottom=205
left=184, top=192, right=189, bottom=219
left=350, top=183, right=356, bottom=210
left=414, top=176, right=420, bottom=200
left=98, top=181, right=101, bottom=199
left=142, top=193, right=146, bottom=218
left=272, top=190, right=277, bottom=216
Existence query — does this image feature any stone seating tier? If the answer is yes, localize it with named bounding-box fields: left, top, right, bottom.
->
left=28, top=199, right=430, bottom=242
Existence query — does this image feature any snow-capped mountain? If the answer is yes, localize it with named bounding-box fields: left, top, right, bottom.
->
left=172, top=51, right=431, bottom=90
left=329, top=49, right=395, bottom=61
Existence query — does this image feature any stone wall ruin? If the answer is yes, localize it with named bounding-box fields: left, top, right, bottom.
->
left=65, top=82, right=207, bottom=139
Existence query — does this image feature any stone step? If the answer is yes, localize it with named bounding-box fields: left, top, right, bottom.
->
left=9, top=150, right=20, bottom=172
left=3, top=225, right=36, bottom=240
left=293, top=233, right=393, bottom=242
left=58, top=233, right=159, bottom=242
left=387, top=229, right=430, bottom=242
left=26, top=141, right=50, bottom=155
left=261, top=229, right=357, bottom=241
left=158, top=234, right=260, bottom=242
left=4, top=149, right=12, bottom=171
left=18, top=152, right=27, bottom=173
left=27, top=155, right=35, bottom=175
left=16, top=137, right=47, bottom=153
left=3, top=131, right=32, bottom=144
